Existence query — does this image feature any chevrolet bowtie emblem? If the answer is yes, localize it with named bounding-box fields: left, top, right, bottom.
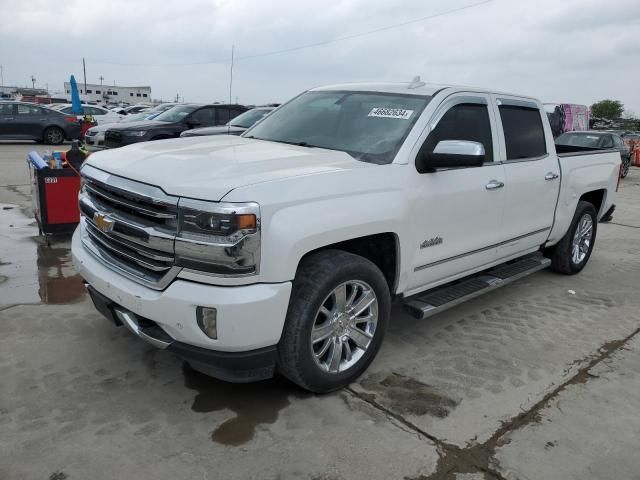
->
left=93, top=212, right=115, bottom=233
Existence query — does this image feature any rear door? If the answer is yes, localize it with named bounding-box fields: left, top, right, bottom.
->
left=492, top=97, right=558, bottom=261
left=406, top=93, right=506, bottom=293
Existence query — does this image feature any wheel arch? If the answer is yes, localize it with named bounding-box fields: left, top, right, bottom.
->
left=579, top=188, right=606, bottom=216
left=296, top=233, right=400, bottom=294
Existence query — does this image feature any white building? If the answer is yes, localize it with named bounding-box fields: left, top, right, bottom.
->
left=63, top=82, right=152, bottom=105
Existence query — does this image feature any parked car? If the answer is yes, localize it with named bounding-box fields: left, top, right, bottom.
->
left=49, top=103, right=125, bottom=125
left=555, top=130, right=632, bottom=177
left=84, top=112, right=156, bottom=149
left=73, top=82, right=620, bottom=393
left=103, top=103, right=247, bottom=148
left=0, top=101, right=81, bottom=144
left=180, top=107, right=274, bottom=137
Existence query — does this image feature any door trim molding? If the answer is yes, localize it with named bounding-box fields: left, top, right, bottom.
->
left=414, top=227, right=551, bottom=272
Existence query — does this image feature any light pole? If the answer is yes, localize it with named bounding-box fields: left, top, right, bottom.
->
left=99, top=75, right=104, bottom=86
left=31, top=75, right=36, bottom=89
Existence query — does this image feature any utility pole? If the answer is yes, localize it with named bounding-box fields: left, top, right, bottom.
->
left=82, top=57, right=87, bottom=95
left=228, top=45, right=234, bottom=105
left=99, top=75, right=104, bottom=86
left=30, top=75, right=35, bottom=89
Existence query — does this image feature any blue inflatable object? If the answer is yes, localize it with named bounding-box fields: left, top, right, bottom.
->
left=70, top=75, right=82, bottom=115
left=28, top=151, right=47, bottom=169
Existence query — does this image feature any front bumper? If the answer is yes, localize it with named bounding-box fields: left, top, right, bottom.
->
left=104, top=131, right=148, bottom=148
left=72, top=228, right=292, bottom=381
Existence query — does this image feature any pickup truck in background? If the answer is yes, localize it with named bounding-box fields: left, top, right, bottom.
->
left=72, top=81, right=621, bottom=393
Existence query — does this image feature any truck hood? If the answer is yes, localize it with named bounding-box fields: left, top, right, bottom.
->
left=84, top=135, right=372, bottom=201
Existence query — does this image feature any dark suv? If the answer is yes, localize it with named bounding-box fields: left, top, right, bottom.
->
left=104, top=104, right=247, bottom=148
left=0, top=101, right=81, bottom=144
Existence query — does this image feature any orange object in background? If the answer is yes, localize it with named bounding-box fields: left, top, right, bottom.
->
left=634, top=149, right=640, bottom=167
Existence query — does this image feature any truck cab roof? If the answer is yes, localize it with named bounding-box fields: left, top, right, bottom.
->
left=311, top=82, right=539, bottom=103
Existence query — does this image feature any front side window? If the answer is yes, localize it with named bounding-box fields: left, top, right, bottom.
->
left=245, top=91, right=431, bottom=164
left=499, top=105, right=547, bottom=160
left=154, top=105, right=198, bottom=122
left=421, top=103, right=494, bottom=162
left=17, top=104, right=41, bottom=115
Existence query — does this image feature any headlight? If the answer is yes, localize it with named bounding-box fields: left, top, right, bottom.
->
left=175, top=199, right=260, bottom=276
left=124, top=130, right=147, bottom=137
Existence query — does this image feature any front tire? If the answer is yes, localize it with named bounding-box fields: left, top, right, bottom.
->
left=278, top=250, right=390, bottom=393
left=548, top=201, right=597, bottom=274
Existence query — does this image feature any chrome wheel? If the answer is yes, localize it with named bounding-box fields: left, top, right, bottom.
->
left=310, top=280, right=378, bottom=374
left=571, top=213, right=593, bottom=264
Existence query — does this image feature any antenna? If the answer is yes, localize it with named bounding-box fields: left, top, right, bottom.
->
left=408, top=75, right=426, bottom=89
left=229, top=45, right=234, bottom=105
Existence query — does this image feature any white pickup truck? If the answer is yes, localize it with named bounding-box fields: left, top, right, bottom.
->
left=72, top=81, right=621, bottom=392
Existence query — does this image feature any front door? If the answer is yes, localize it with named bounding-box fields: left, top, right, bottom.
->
left=406, top=94, right=506, bottom=295
left=13, top=103, right=47, bottom=139
left=0, top=103, right=17, bottom=137
left=492, top=97, right=558, bottom=260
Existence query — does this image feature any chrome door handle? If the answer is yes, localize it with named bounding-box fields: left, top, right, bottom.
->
left=485, top=180, right=505, bottom=190
left=545, top=172, right=559, bottom=180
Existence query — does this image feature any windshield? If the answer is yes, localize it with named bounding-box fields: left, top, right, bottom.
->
left=244, top=91, right=430, bottom=164
left=230, top=108, right=272, bottom=128
left=153, top=105, right=198, bottom=122
left=123, top=112, right=151, bottom=122
left=149, top=103, right=176, bottom=113
left=556, top=132, right=607, bottom=148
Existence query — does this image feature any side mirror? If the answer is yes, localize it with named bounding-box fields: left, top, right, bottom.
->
left=186, top=120, right=201, bottom=129
left=417, top=140, right=485, bottom=173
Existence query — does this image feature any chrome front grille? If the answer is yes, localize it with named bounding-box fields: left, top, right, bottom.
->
left=79, top=164, right=181, bottom=290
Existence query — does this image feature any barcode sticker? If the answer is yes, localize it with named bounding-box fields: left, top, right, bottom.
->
left=368, top=107, right=414, bottom=119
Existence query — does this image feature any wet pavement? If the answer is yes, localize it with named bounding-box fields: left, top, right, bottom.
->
left=1, top=143, right=639, bottom=480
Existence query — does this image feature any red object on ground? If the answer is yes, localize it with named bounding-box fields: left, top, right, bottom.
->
left=30, top=161, right=81, bottom=235
left=42, top=175, right=81, bottom=224
left=80, top=121, right=97, bottom=139
left=634, top=149, right=640, bottom=167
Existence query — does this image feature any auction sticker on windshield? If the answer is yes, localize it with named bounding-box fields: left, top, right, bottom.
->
left=368, top=107, right=414, bottom=119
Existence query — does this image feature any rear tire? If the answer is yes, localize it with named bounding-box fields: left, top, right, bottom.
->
left=278, top=250, right=390, bottom=393
left=548, top=201, right=597, bottom=275
left=43, top=127, right=65, bottom=145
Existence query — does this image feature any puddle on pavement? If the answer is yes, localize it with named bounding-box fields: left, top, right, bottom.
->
left=359, top=372, right=459, bottom=418
left=0, top=203, right=85, bottom=305
left=182, top=363, right=309, bottom=446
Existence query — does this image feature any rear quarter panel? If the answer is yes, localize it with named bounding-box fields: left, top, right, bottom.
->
left=547, top=151, right=620, bottom=244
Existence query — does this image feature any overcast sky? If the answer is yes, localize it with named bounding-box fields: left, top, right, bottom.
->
left=1, top=0, right=639, bottom=112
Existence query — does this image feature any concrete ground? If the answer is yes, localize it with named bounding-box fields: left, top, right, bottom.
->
left=1, top=142, right=639, bottom=480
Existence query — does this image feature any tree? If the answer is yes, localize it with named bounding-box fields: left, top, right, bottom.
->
left=590, top=99, right=624, bottom=119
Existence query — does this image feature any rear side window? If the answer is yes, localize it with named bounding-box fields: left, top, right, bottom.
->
left=423, top=103, right=494, bottom=162
left=216, top=108, right=233, bottom=124
left=499, top=105, right=547, bottom=160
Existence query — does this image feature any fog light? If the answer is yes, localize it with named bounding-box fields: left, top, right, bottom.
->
left=196, top=307, right=218, bottom=339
